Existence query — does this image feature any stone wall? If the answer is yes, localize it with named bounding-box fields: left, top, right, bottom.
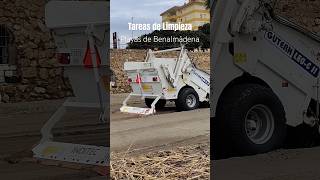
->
left=0, top=0, right=72, bottom=102
left=110, top=49, right=210, bottom=94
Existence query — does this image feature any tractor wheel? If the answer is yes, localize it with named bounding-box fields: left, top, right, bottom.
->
left=175, top=87, right=200, bottom=111
left=221, top=84, right=286, bottom=155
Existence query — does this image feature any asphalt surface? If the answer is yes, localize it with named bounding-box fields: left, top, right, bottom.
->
left=213, top=147, right=320, bottom=180
left=0, top=94, right=210, bottom=179
left=0, top=99, right=108, bottom=180
left=110, top=93, right=210, bottom=153
left=3, top=94, right=320, bottom=180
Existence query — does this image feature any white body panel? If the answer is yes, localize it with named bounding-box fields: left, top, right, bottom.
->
left=211, top=0, right=320, bottom=127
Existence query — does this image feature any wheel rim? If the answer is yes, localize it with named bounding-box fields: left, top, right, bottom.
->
left=245, top=104, right=275, bottom=144
left=186, top=94, right=197, bottom=108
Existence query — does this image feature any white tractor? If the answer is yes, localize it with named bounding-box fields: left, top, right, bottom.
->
left=211, top=0, right=320, bottom=158
left=120, top=46, right=210, bottom=115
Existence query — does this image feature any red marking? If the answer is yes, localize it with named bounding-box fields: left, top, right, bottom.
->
left=136, top=74, right=142, bottom=84
left=57, top=53, right=70, bottom=64
left=282, top=81, right=289, bottom=87
left=83, top=40, right=102, bottom=68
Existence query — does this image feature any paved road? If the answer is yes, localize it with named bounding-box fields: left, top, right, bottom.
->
left=3, top=95, right=320, bottom=180
left=214, top=147, right=320, bottom=180
left=0, top=94, right=210, bottom=179
left=110, top=94, right=210, bottom=153
left=0, top=99, right=107, bottom=180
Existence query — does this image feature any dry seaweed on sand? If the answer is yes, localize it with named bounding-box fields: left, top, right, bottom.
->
left=110, top=144, right=210, bottom=180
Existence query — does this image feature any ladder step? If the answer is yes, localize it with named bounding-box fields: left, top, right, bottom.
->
left=120, top=105, right=155, bottom=115
left=32, top=141, right=109, bottom=166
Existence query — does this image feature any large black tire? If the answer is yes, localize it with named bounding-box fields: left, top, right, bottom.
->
left=145, top=98, right=166, bottom=109
left=220, top=84, right=286, bottom=156
left=175, top=87, right=200, bottom=111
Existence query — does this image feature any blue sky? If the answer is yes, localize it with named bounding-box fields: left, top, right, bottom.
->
left=111, top=0, right=186, bottom=48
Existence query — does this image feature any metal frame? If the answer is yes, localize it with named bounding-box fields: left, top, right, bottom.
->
left=33, top=24, right=109, bottom=166
left=120, top=45, right=210, bottom=115
left=121, top=93, right=162, bottom=115
left=39, top=25, right=107, bottom=143
left=32, top=0, right=110, bottom=167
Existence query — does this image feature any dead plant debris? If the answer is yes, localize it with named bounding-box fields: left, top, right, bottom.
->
left=110, top=143, right=210, bottom=180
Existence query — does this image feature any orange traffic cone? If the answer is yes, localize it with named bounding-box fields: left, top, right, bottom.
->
left=83, top=40, right=102, bottom=68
